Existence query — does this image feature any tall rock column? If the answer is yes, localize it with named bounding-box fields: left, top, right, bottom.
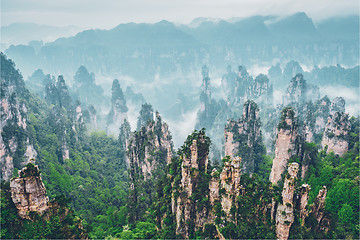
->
left=126, top=106, right=173, bottom=223
left=220, top=157, right=241, bottom=216
left=224, top=100, right=265, bottom=174
left=1, top=53, right=37, bottom=180
left=175, top=131, right=211, bottom=238
left=282, top=74, right=307, bottom=106
left=311, top=186, right=327, bottom=225
left=321, top=111, right=350, bottom=156
left=107, top=79, right=128, bottom=134
left=299, top=184, right=311, bottom=225
left=270, top=108, right=303, bottom=184
left=275, top=162, right=299, bottom=240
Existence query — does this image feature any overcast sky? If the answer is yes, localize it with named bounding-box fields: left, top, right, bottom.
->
left=1, top=0, right=359, bottom=28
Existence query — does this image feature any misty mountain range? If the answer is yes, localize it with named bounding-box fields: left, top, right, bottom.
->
left=3, top=12, right=359, bottom=81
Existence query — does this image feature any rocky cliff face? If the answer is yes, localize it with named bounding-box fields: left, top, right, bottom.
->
left=314, top=96, right=331, bottom=133
left=270, top=108, right=303, bottom=184
left=223, top=66, right=272, bottom=108
left=202, top=65, right=211, bottom=100
left=224, top=101, right=265, bottom=174
left=321, top=111, right=350, bottom=156
left=247, top=74, right=273, bottom=105
left=299, top=184, right=311, bottom=225
left=10, top=164, right=49, bottom=219
left=44, top=75, right=76, bottom=161
left=311, top=186, right=327, bottom=226
left=220, top=157, right=241, bottom=216
left=9, top=163, right=87, bottom=237
left=233, top=66, right=253, bottom=106
left=330, top=97, right=345, bottom=115
left=283, top=73, right=320, bottom=107
left=283, top=74, right=307, bottom=106
left=127, top=111, right=173, bottom=178
left=275, top=162, right=299, bottom=240
left=0, top=53, right=37, bottom=181
left=126, top=108, right=173, bottom=223
left=175, top=132, right=210, bottom=238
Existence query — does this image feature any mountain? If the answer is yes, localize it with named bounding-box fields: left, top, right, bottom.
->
left=268, top=12, right=319, bottom=40
left=317, top=15, right=359, bottom=41
left=0, top=23, right=83, bottom=49
left=4, top=12, right=359, bottom=83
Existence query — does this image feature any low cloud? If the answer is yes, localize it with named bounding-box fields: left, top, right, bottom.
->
left=164, top=107, right=199, bottom=148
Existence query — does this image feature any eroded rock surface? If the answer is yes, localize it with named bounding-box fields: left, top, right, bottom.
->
left=275, top=163, right=299, bottom=240
left=270, top=108, right=303, bottom=184
left=1, top=54, right=37, bottom=180
left=220, top=157, right=241, bottom=216
left=10, top=164, right=49, bottom=219
left=224, top=101, right=264, bottom=174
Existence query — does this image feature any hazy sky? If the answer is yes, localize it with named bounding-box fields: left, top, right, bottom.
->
left=1, top=0, right=359, bottom=28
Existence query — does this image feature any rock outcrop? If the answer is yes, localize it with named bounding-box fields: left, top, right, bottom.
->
left=220, top=157, right=241, bottom=216
left=299, top=184, right=311, bottom=225
left=126, top=107, right=173, bottom=223
left=127, top=110, right=173, bottom=178
left=73, top=65, right=105, bottom=109
left=270, top=108, right=303, bottom=184
left=107, top=79, right=128, bottom=134
left=282, top=73, right=320, bottom=107
left=9, top=163, right=87, bottom=238
left=275, top=163, right=299, bottom=240
left=321, top=111, right=350, bottom=156
left=175, top=132, right=210, bottom=238
left=314, top=96, right=331, bottom=133
left=233, top=66, right=254, bottom=106
left=282, top=73, right=307, bottom=105
left=10, top=164, right=49, bottom=219
left=247, top=74, right=273, bottom=105
left=0, top=53, right=37, bottom=180
left=196, top=65, right=220, bottom=132
left=209, top=169, right=220, bottom=205
left=201, top=65, right=211, bottom=100
left=330, top=97, right=345, bottom=115
left=311, top=186, right=327, bottom=225
left=224, top=101, right=265, bottom=174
